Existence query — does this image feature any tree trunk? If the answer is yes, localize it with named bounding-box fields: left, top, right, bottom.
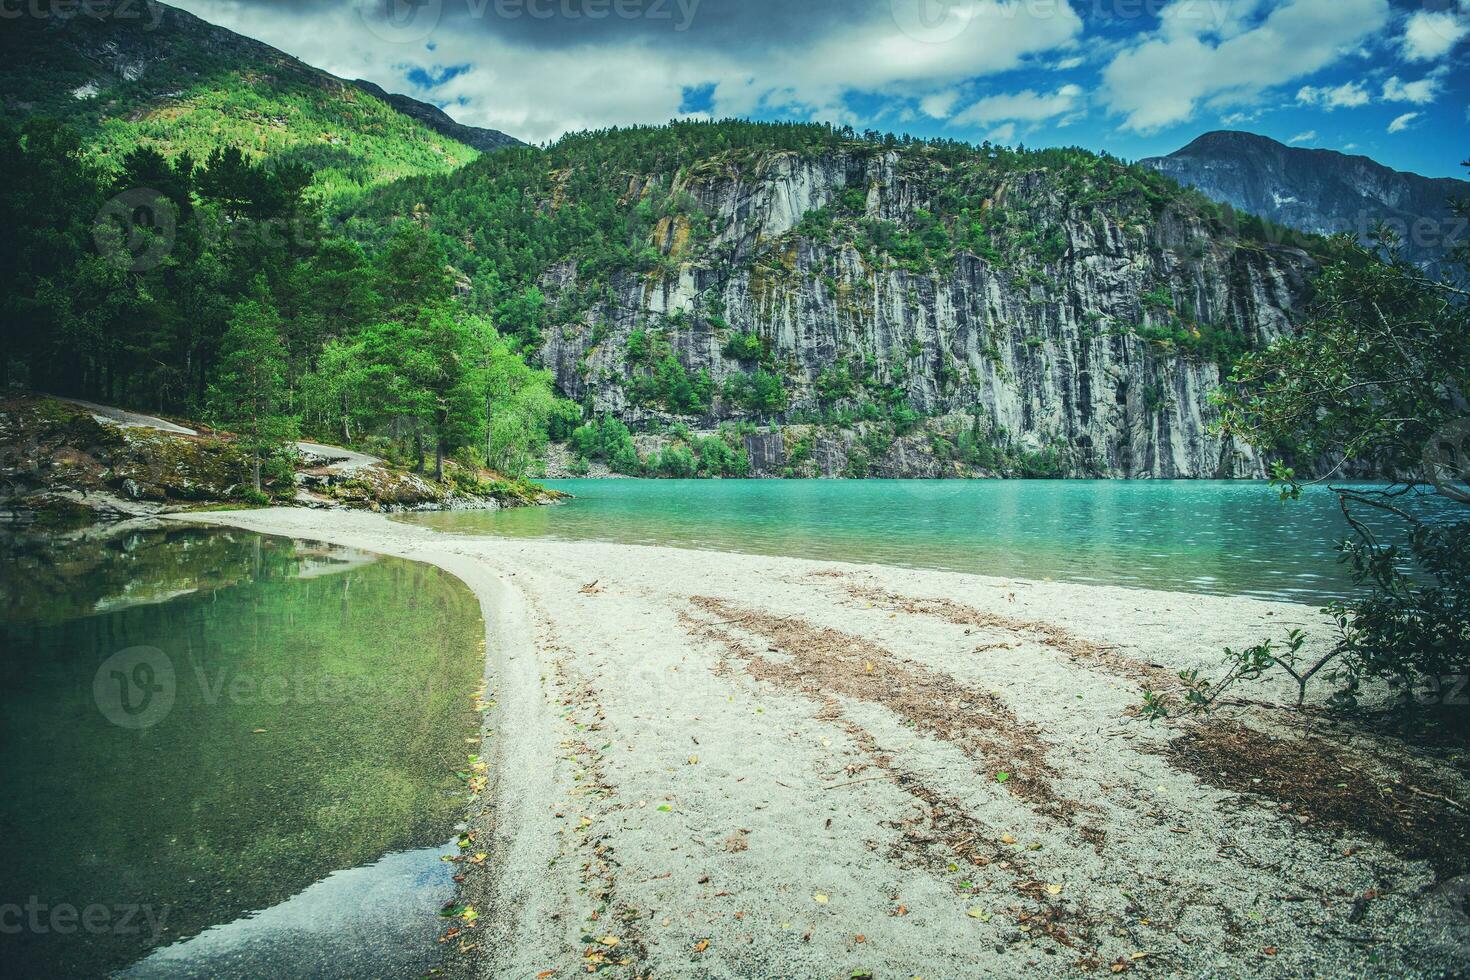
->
left=413, top=429, right=424, bottom=474
left=252, top=452, right=262, bottom=494
left=435, top=441, right=444, bottom=482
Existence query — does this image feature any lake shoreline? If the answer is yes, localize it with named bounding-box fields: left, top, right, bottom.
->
left=166, top=507, right=1470, bottom=978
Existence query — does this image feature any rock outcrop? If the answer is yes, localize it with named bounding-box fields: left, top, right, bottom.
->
left=537, top=148, right=1317, bottom=478
left=0, top=397, right=558, bottom=526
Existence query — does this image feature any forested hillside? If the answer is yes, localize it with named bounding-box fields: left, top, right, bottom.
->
left=0, top=117, right=572, bottom=486
left=1, top=0, right=481, bottom=200
left=350, top=120, right=1345, bottom=478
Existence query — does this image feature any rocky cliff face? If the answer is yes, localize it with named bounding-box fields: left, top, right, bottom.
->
left=537, top=148, right=1317, bottom=478
left=1142, top=131, right=1468, bottom=280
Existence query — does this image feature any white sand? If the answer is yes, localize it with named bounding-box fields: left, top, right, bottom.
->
left=169, top=508, right=1470, bottom=978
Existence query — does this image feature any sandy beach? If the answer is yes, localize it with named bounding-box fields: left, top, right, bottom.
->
left=169, top=508, right=1470, bottom=978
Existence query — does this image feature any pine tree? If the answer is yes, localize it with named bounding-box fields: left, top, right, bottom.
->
left=208, top=298, right=297, bottom=495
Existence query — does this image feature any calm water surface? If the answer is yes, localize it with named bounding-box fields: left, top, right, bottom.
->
left=0, top=525, right=483, bottom=978
left=403, top=479, right=1435, bottom=604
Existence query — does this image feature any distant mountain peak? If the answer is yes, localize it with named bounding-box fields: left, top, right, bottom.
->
left=1142, top=131, right=1468, bottom=277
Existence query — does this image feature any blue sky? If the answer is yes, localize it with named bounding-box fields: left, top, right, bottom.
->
left=184, top=0, right=1469, bottom=177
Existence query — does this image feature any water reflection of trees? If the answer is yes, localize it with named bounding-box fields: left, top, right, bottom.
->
left=0, top=523, right=371, bottom=625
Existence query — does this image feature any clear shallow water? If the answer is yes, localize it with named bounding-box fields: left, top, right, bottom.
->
left=402, top=479, right=1432, bottom=604
left=0, top=525, right=484, bottom=979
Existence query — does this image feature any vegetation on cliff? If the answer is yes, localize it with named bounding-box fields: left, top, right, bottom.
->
left=1145, top=205, right=1470, bottom=717
left=345, top=118, right=1347, bottom=478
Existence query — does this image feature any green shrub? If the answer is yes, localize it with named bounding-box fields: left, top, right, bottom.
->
left=722, top=331, right=768, bottom=363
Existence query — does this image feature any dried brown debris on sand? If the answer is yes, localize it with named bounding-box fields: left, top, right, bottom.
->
left=172, top=509, right=1470, bottom=978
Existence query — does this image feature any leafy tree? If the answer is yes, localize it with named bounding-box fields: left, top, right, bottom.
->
left=494, top=286, right=547, bottom=350
left=378, top=222, right=453, bottom=315
left=1146, top=211, right=1470, bottom=716
left=208, top=298, right=297, bottom=495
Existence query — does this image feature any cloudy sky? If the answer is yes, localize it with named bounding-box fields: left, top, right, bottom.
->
left=176, top=0, right=1469, bottom=176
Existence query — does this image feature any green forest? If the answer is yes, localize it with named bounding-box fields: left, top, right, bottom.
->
left=0, top=116, right=572, bottom=490
left=1, top=108, right=1349, bottom=487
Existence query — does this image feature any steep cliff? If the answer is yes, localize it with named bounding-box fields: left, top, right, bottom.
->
left=1142, top=131, right=1468, bottom=280
left=357, top=123, right=1326, bottom=478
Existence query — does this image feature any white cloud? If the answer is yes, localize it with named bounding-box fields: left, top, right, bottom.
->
left=173, top=0, right=1084, bottom=144
left=1101, top=0, right=1389, bottom=133
left=985, top=123, right=1017, bottom=145
left=1400, top=5, right=1470, bottom=62
left=919, top=91, right=961, bottom=120
left=951, top=85, right=1084, bottom=127
left=1381, top=74, right=1443, bottom=105
left=1219, top=109, right=1262, bottom=126
left=1052, top=56, right=1085, bottom=70
left=1287, top=130, right=1317, bottom=144
left=1296, top=81, right=1370, bottom=109
left=1387, top=111, right=1421, bottom=134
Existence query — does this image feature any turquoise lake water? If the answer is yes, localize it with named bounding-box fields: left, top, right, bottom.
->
left=401, top=479, right=1440, bottom=604
left=0, top=526, right=484, bottom=978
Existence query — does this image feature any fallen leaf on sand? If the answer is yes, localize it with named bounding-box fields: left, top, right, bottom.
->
left=1047, top=884, right=1062, bottom=895
left=692, top=939, right=710, bottom=953
left=597, top=935, right=619, bottom=947
left=1000, top=833, right=1016, bottom=845
left=536, top=972, right=556, bottom=979
left=813, top=893, right=829, bottom=904
left=967, top=908, right=991, bottom=921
